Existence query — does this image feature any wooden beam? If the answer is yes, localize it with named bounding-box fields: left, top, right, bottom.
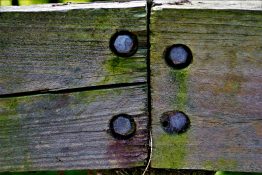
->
left=152, top=0, right=262, bottom=11
left=0, top=0, right=145, bottom=6
left=150, top=3, right=262, bottom=172
left=0, top=1, right=147, bottom=95
left=0, top=85, right=148, bottom=171
left=1, top=0, right=262, bottom=173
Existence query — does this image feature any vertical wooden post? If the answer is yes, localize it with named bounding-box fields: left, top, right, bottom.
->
left=150, top=1, right=262, bottom=172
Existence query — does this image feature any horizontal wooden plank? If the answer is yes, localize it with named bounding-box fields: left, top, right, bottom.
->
left=152, top=0, right=262, bottom=11
left=0, top=85, right=148, bottom=171
left=0, top=2, right=147, bottom=95
left=0, top=0, right=145, bottom=7
left=0, top=1, right=146, bottom=11
left=150, top=169, right=214, bottom=175
left=0, top=169, right=215, bottom=175
left=150, top=8, right=262, bottom=172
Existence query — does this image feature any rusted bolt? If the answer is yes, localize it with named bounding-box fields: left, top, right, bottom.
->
left=160, top=111, right=190, bottom=134
left=164, top=44, right=193, bottom=69
left=109, top=31, right=138, bottom=57
left=109, top=114, right=136, bottom=140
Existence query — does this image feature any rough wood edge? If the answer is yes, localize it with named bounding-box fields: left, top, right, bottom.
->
left=152, top=0, right=262, bottom=11
left=0, top=1, right=146, bottom=12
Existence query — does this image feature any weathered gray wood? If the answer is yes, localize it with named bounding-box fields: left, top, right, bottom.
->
left=151, top=169, right=214, bottom=175
left=0, top=0, right=145, bottom=6
left=0, top=2, right=147, bottom=95
left=153, top=0, right=262, bottom=11
left=150, top=5, right=262, bottom=172
left=0, top=85, right=148, bottom=171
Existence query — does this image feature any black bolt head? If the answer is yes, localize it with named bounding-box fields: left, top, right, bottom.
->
left=109, top=31, right=138, bottom=57
left=164, top=44, right=193, bottom=69
left=160, top=111, right=190, bottom=134
left=109, top=114, right=136, bottom=140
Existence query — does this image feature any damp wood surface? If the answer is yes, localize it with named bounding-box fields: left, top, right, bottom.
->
left=0, top=2, right=147, bottom=95
left=0, top=85, right=148, bottom=172
left=150, top=6, right=262, bottom=172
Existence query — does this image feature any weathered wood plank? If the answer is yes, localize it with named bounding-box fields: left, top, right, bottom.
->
left=153, top=0, right=262, bottom=11
left=0, top=0, right=144, bottom=7
left=0, top=169, right=215, bottom=175
left=0, top=85, right=148, bottom=171
left=0, top=2, right=147, bottom=95
left=151, top=169, right=215, bottom=175
left=150, top=5, right=262, bottom=172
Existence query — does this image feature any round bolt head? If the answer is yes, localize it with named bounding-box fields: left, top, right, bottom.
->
left=170, top=46, right=188, bottom=64
left=114, top=35, right=133, bottom=54
left=164, top=44, right=193, bottom=69
left=160, top=111, right=190, bottom=134
left=109, top=31, right=138, bottom=57
left=109, top=114, right=136, bottom=140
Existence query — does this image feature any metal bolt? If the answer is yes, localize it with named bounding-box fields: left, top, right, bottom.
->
left=160, top=111, right=190, bottom=134
left=109, top=31, right=138, bottom=57
left=114, top=35, right=133, bottom=54
left=109, top=114, right=136, bottom=140
left=164, top=44, right=193, bottom=69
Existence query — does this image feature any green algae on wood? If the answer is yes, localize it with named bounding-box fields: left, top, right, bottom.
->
left=204, top=159, right=238, bottom=171
left=151, top=69, right=190, bottom=168
left=101, top=56, right=147, bottom=85
left=152, top=134, right=189, bottom=168
left=215, top=172, right=262, bottom=175
left=0, top=97, right=33, bottom=171
left=169, top=70, right=189, bottom=111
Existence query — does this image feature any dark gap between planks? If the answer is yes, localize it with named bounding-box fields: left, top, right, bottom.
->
left=0, top=82, right=146, bottom=98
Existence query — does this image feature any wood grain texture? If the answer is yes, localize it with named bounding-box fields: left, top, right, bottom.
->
left=150, top=169, right=214, bottom=175
left=0, top=2, right=147, bottom=95
left=0, top=85, right=148, bottom=171
left=150, top=7, right=262, bottom=172
left=152, top=0, right=262, bottom=11
left=0, top=169, right=215, bottom=175
left=0, top=0, right=145, bottom=6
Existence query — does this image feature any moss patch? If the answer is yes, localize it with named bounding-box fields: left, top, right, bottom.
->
left=0, top=97, right=32, bottom=171
left=170, top=69, right=189, bottom=111
left=152, top=67, right=190, bottom=168
left=152, top=133, right=189, bottom=168
left=102, top=56, right=146, bottom=84
left=1, top=98, right=19, bottom=111
left=204, top=158, right=238, bottom=170
left=216, top=172, right=262, bottom=175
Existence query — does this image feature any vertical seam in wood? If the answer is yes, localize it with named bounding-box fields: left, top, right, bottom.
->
left=145, top=0, right=153, bottom=174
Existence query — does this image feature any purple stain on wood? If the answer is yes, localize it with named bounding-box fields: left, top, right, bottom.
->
left=106, top=129, right=148, bottom=168
left=106, top=114, right=148, bottom=168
